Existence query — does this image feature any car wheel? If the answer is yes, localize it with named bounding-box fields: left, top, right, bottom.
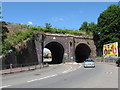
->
left=118, top=64, right=120, bottom=67
left=117, top=64, right=119, bottom=67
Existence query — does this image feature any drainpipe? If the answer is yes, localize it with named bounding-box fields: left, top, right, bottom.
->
left=41, top=34, right=46, bottom=64
left=41, top=34, right=44, bottom=64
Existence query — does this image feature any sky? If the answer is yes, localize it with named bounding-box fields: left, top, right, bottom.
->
left=2, top=2, right=118, bottom=30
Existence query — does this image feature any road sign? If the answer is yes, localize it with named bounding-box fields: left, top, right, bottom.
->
left=70, top=57, right=74, bottom=59
left=52, top=37, right=56, bottom=40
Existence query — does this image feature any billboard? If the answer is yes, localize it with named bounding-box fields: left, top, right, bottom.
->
left=103, top=42, right=118, bottom=57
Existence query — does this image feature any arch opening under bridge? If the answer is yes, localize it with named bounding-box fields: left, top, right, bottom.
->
left=75, top=43, right=91, bottom=63
left=44, top=41, right=64, bottom=64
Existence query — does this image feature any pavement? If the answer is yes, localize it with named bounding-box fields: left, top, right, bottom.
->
left=0, top=64, right=49, bottom=75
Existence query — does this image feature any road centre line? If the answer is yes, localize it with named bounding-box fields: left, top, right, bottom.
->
left=67, top=63, right=82, bottom=72
left=27, top=74, right=57, bottom=83
left=28, top=65, right=73, bottom=82
left=0, top=85, right=11, bottom=89
left=27, top=64, right=82, bottom=83
left=27, top=65, right=73, bottom=82
left=62, top=65, right=73, bottom=74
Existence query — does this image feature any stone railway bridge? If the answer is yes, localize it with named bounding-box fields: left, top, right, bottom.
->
left=2, top=34, right=96, bottom=67
left=2, top=24, right=96, bottom=68
left=35, top=33, right=96, bottom=64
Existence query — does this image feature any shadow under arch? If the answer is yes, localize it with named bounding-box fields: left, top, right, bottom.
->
left=75, top=43, right=91, bottom=63
left=45, top=41, right=64, bottom=64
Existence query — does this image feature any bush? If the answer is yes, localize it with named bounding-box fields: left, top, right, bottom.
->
left=43, top=54, right=52, bottom=58
left=14, top=30, right=23, bottom=36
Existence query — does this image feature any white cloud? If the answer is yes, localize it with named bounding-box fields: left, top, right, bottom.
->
left=28, top=21, right=33, bottom=25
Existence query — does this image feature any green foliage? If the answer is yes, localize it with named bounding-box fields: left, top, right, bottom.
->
left=2, top=27, right=36, bottom=54
left=14, top=30, right=23, bottom=36
left=79, top=21, right=89, bottom=31
left=2, top=26, right=9, bottom=40
left=43, top=54, right=52, bottom=58
left=97, top=5, right=120, bottom=48
left=88, top=22, right=97, bottom=32
left=79, top=21, right=96, bottom=35
left=2, top=41, right=11, bottom=54
left=20, top=24, right=30, bottom=29
left=40, top=26, right=84, bottom=35
left=45, top=23, right=52, bottom=30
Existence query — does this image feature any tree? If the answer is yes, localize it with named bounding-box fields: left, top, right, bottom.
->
left=0, top=6, right=3, bottom=19
left=88, top=22, right=97, bottom=32
left=97, top=5, right=120, bottom=48
left=88, top=22, right=100, bottom=47
left=45, top=23, right=52, bottom=30
left=79, top=21, right=89, bottom=31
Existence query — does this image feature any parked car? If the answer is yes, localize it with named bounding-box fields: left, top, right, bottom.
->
left=84, top=59, right=95, bottom=68
left=116, top=58, right=120, bottom=67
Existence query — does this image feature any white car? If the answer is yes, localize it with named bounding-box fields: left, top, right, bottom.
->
left=84, top=59, right=95, bottom=68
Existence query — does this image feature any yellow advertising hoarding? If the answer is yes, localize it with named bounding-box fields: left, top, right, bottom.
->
left=103, top=42, right=118, bottom=57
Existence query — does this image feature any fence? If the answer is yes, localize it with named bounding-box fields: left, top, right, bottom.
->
left=0, top=63, right=49, bottom=75
left=96, top=57, right=119, bottom=63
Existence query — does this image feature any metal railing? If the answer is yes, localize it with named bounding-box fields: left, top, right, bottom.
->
left=0, top=63, right=49, bottom=75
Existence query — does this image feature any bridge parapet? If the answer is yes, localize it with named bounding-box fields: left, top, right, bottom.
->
left=45, top=33, right=93, bottom=39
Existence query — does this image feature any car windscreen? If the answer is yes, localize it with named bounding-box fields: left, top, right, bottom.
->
left=85, top=59, right=94, bottom=62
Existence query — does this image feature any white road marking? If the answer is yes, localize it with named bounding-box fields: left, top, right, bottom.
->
left=62, top=65, right=73, bottom=74
left=27, top=74, right=57, bottom=83
left=62, top=63, right=82, bottom=73
left=71, top=64, right=82, bottom=71
left=65, top=62, right=79, bottom=65
left=78, top=64, right=82, bottom=69
left=0, top=85, right=11, bottom=89
left=105, top=72, right=113, bottom=74
left=110, top=72, right=113, bottom=74
left=27, top=63, right=82, bottom=83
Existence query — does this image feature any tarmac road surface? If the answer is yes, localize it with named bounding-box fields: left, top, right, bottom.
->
left=1, top=63, right=118, bottom=88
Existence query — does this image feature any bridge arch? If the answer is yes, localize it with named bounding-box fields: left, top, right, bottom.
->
left=44, top=41, right=64, bottom=64
left=75, top=43, right=91, bottom=63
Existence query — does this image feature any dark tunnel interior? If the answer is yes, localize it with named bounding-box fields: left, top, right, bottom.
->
left=75, top=44, right=91, bottom=63
left=45, top=42, right=64, bottom=64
